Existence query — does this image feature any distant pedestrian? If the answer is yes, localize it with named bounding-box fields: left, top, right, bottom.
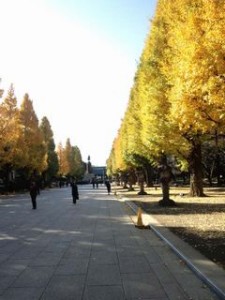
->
left=91, top=178, right=96, bottom=189
left=71, top=179, right=79, bottom=204
left=105, top=179, right=111, bottom=195
left=29, top=180, right=38, bottom=209
left=96, top=179, right=99, bottom=189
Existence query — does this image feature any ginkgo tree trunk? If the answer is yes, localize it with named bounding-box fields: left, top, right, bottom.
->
left=158, top=154, right=175, bottom=206
left=187, top=137, right=204, bottom=196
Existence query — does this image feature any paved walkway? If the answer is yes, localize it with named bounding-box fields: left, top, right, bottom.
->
left=0, top=185, right=223, bottom=299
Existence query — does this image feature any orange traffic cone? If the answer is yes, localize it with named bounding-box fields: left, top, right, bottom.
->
left=137, top=208, right=144, bottom=226
left=135, top=207, right=150, bottom=229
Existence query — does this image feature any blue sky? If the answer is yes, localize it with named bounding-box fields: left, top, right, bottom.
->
left=49, top=0, right=156, bottom=57
left=0, top=0, right=157, bottom=166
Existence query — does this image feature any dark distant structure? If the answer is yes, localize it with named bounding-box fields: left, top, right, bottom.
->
left=86, top=155, right=92, bottom=174
left=82, top=155, right=106, bottom=183
left=92, top=166, right=106, bottom=179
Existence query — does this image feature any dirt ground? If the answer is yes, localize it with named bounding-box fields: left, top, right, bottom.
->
left=114, top=184, right=225, bottom=270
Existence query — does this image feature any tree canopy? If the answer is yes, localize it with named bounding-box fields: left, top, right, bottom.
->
left=107, top=0, right=225, bottom=197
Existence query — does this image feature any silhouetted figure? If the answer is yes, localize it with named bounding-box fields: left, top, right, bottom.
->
left=105, top=180, right=111, bottom=195
left=87, top=155, right=92, bottom=173
left=71, top=179, right=79, bottom=204
left=91, top=178, right=96, bottom=189
left=29, top=181, right=38, bottom=209
left=96, top=179, right=99, bottom=189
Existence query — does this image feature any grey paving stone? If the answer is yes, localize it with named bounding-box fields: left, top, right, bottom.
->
left=28, top=256, right=61, bottom=267
left=11, top=245, right=44, bottom=260
left=90, top=251, right=118, bottom=265
left=150, top=262, right=178, bottom=284
left=12, top=266, right=55, bottom=288
left=115, top=236, right=139, bottom=246
left=131, top=298, right=168, bottom=300
left=91, top=242, right=116, bottom=252
left=83, top=285, right=125, bottom=300
left=0, top=260, right=29, bottom=276
left=162, top=282, right=190, bottom=299
left=41, top=275, right=85, bottom=300
left=0, top=254, right=10, bottom=264
left=122, top=272, right=167, bottom=299
left=87, top=264, right=122, bottom=285
left=0, top=276, right=16, bottom=290
left=144, top=247, right=164, bottom=264
left=0, top=287, right=44, bottom=300
left=63, top=247, right=91, bottom=258
left=43, top=242, right=70, bottom=253
left=55, top=257, right=89, bottom=275
left=0, top=241, right=10, bottom=249
left=116, top=245, right=144, bottom=258
left=70, top=234, right=94, bottom=244
left=118, top=255, right=153, bottom=274
left=0, top=241, right=23, bottom=255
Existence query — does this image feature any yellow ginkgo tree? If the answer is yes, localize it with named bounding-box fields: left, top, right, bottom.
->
left=19, top=93, right=47, bottom=177
left=109, top=0, right=225, bottom=200
left=0, top=84, right=25, bottom=186
left=163, top=0, right=225, bottom=196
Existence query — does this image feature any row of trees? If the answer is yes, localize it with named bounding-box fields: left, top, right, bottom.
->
left=0, top=84, right=85, bottom=191
left=107, top=0, right=225, bottom=204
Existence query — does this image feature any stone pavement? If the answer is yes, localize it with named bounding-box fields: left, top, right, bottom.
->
left=0, top=185, right=222, bottom=299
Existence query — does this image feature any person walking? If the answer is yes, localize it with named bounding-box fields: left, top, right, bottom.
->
left=91, top=178, right=96, bottom=189
left=105, top=179, right=111, bottom=195
left=71, top=178, right=79, bottom=204
left=29, top=180, right=38, bottom=209
left=95, top=178, right=99, bottom=189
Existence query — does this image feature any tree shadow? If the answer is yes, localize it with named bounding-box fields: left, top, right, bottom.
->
left=168, top=227, right=225, bottom=270
left=132, top=200, right=225, bottom=215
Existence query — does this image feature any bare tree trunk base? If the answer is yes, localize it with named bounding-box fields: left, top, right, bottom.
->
left=158, top=199, right=176, bottom=207
left=137, top=191, right=148, bottom=195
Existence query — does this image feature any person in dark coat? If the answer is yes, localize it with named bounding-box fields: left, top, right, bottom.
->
left=71, top=179, right=79, bottom=204
left=29, top=180, right=38, bottom=209
left=91, top=178, right=96, bottom=189
left=105, top=179, right=111, bottom=195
